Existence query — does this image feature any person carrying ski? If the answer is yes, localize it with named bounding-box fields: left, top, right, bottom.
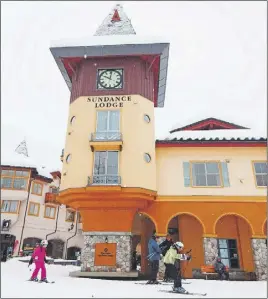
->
left=159, top=234, right=174, bottom=282
left=214, top=257, right=229, bottom=280
left=28, top=239, right=49, bottom=282
left=147, top=233, right=161, bottom=284
left=163, top=241, right=191, bottom=294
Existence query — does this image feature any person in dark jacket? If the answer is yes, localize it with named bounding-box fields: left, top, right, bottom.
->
left=214, top=257, right=229, bottom=280
left=159, top=234, right=174, bottom=282
left=147, top=234, right=161, bottom=284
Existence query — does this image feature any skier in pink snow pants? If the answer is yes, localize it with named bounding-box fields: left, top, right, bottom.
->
left=28, top=239, right=49, bottom=282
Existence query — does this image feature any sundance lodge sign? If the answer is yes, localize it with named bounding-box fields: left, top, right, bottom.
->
left=94, top=243, right=117, bottom=266
left=87, top=96, right=132, bottom=108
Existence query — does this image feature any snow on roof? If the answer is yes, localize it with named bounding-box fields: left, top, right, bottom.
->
left=50, top=34, right=169, bottom=48
left=1, top=124, right=60, bottom=179
left=94, top=4, right=136, bottom=36
left=161, top=128, right=267, bottom=141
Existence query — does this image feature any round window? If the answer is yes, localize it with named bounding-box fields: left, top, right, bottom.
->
left=66, top=154, right=71, bottom=164
left=144, top=114, right=150, bottom=123
left=70, top=116, right=76, bottom=125
left=144, top=153, right=151, bottom=163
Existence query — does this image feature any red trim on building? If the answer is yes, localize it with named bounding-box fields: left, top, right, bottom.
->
left=170, top=118, right=248, bottom=133
left=156, top=141, right=266, bottom=148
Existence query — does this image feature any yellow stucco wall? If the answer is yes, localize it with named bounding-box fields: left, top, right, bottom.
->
left=156, top=147, right=266, bottom=196
left=60, top=95, right=156, bottom=191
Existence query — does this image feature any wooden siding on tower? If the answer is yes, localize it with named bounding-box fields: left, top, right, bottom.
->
left=70, top=57, right=154, bottom=103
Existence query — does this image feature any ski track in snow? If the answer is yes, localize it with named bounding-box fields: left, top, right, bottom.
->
left=1, top=258, right=267, bottom=298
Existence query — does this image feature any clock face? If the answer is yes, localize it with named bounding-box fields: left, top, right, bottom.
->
left=97, top=69, right=123, bottom=90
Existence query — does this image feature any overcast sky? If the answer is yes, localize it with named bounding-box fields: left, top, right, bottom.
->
left=1, top=1, right=267, bottom=171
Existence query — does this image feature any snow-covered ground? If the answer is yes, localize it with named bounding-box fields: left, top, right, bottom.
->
left=1, top=258, right=267, bottom=298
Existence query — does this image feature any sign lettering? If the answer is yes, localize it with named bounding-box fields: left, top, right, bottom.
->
left=87, top=96, right=131, bottom=108
left=94, top=243, right=117, bottom=266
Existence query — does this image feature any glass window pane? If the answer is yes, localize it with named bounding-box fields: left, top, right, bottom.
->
left=10, top=201, right=18, bottom=213
left=228, top=239, right=237, bottom=248
left=94, top=152, right=106, bottom=175
left=218, top=239, right=228, bottom=248
left=50, top=208, right=55, bottom=218
left=107, top=152, right=118, bottom=175
left=229, top=248, right=238, bottom=258
left=108, top=111, right=119, bottom=131
left=221, top=258, right=230, bottom=267
left=254, top=163, right=262, bottom=173
left=206, top=162, right=219, bottom=174
left=96, top=111, right=108, bottom=132
left=220, top=248, right=228, bottom=258
left=256, top=174, right=267, bottom=187
left=194, top=174, right=206, bottom=186
left=1, top=201, right=10, bottom=212
left=207, top=174, right=221, bottom=186
left=13, top=178, right=27, bottom=189
left=1, top=178, right=12, bottom=188
left=230, top=258, right=239, bottom=268
left=193, top=163, right=206, bottom=174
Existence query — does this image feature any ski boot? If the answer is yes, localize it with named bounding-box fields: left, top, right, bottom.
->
left=173, top=286, right=187, bottom=294
left=29, top=277, right=38, bottom=282
left=40, top=278, right=49, bottom=283
left=146, top=280, right=154, bottom=284
left=152, top=280, right=160, bottom=284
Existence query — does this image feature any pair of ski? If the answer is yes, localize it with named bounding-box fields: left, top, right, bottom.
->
left=135, top=281, right=191, bottom=285
left=27, top=279, right=55, bottom=284
left=159, top=290, right=207, bottom=296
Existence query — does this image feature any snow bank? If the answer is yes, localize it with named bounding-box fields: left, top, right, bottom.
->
left=1, top=258, right=267, bottom=298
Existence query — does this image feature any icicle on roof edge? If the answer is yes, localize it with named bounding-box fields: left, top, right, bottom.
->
left=94, top=4, right=136, bottom=36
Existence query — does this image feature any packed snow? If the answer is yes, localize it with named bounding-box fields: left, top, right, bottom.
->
left=1, top=258, right=267, bottom=298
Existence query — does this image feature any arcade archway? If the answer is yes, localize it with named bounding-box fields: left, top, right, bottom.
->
left=67, top=246, right=81, bottom=260
left=215, top=214, right=254, bottom=272
left=131, top=212, right=156, bottom=276
left=47, top=239, right=64, bottom=259
left=166, top=213, right=204, bottom=278
left=22, top=237, right=42, bottom=255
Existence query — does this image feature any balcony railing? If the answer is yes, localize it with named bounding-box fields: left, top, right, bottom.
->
left=87, top=175, right=121, bottom=186
left=90, top=132, right=122, bottom=142
left=45, top=192, right=60, bottom=204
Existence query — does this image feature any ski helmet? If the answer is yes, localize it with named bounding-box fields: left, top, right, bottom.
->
left=40, top=240, right=48, bottom=247
left=175, top=241, right=184, bottom=249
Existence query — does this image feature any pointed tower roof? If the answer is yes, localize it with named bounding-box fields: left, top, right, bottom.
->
left=94, top=4, right=136, bottom=36
left=15, top=139, right=29, bottom=157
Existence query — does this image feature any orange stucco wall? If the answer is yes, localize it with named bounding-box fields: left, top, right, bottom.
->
left=80, top=209, right=136, bottom=232
left=178, top=215, right=204, bottom=278
left=216, top=215, right=254, bottom=271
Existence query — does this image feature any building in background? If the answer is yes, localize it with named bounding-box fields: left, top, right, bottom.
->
left=1, top=142, right=83, bottom=260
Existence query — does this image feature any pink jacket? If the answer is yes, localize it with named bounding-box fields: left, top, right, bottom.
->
left=32, top=247, right=47, bottom=263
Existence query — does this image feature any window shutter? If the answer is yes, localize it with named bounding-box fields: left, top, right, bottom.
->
left=221, top=162, right=230, bottom=187
left=183, top=162, right=191, bottom=187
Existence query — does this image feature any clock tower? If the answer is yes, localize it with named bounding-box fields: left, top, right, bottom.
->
left=50, top=4, right=170, bottom=275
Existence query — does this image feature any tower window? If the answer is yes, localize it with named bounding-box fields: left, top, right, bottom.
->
left=92, top=151, right=119, bottom=185
left=70, top=116, right=76, bottom=125
left=66, top=154, right=72, bottom=164
left=144, top=114, right=151, bottom=123
left=144, top=153, right=151, bottom=163
left=96, top=110, right=120, bottom=140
